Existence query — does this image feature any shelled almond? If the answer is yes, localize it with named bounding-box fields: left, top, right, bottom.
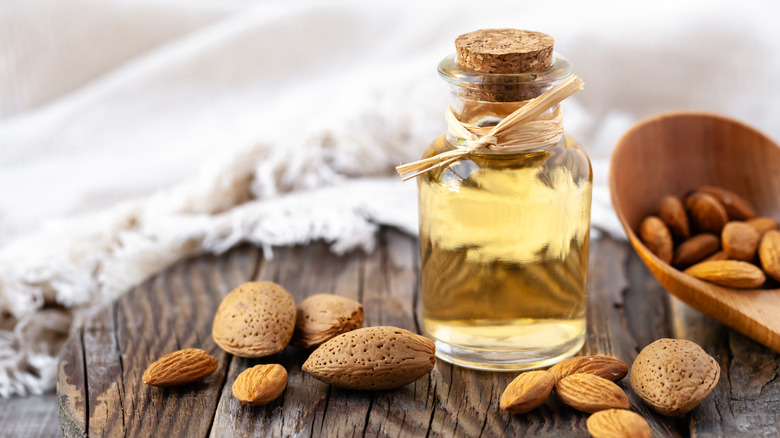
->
left=638, top=186, right=779, bottom=289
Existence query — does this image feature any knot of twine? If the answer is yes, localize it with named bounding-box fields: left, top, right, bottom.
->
left=396, top=75, right=584, bottom=181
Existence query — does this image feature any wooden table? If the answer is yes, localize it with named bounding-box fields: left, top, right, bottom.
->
left=3, top=229, right=779, bottom=437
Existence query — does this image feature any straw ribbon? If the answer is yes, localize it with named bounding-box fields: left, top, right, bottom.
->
left=396, top=75, right=584, bottom=181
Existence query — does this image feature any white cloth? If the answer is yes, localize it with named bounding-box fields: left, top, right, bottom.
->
left=2, top=0, right=780, bottom=397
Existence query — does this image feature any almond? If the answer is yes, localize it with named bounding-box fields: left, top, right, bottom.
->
left=759, top=230, right=780, bottom=282
left=292, top=294, right=364, bottom=349
left=722, top=221, right=760, bottom=262
left=586, top=409, right=652, bottom=438
left=232, top=364, right=287, bottom=406
left=555, top=374, right=630, bottom=413
left=212, top=281, right=297, bottom=358
left=685, top=192, right=728, bottom=234
left=499, top=370, right=555, bottom=414
left=638, top=216, right=673, bottom=264
left=658, top=195, right=690, bottom=240
left=684, top=260, right=765, bottom=289
left=548, top=355, right=628, bottom=382
left=747, top=217, right=779, bottom=237
left=697, top=185, right=756, bottom=221
left=672, top=234, right=719, bottom=268
left=302, top=326, right=435, bottom=390
left=703, top=250, right=729, bottom=262
left=630, top=338, right=719, bottom=416
left=142, top=348, right=218, bottom=387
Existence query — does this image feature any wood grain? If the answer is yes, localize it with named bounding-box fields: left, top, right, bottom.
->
left=54, top=230, right=780, bottom=437
left=610, top=111, right=780, bottom=352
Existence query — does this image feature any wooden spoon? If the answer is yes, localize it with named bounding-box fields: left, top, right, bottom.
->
left=609, top=111, right=780, bottom=352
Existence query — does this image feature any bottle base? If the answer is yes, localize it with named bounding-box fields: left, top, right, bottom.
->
left=432, top=332, right=585, bottom=371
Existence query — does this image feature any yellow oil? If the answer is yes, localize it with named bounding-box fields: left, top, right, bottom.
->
left=419, top=133, right=592, bottom=369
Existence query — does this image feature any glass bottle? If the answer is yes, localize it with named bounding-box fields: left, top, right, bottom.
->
left=417, top=31, right=592, bottom=370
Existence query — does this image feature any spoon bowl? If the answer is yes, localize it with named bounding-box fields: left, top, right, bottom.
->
left=610, top=112, right=780, bottom=352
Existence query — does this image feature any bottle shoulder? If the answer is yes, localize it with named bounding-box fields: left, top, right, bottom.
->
left=420, top=133, right=592, bottom=187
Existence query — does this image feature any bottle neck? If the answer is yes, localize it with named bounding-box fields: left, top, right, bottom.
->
left=438, top=53, right=574, bottom=153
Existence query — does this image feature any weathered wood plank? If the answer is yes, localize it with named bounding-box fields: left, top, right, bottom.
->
left=670, top=297, right=780, bottom=437
left=0, top=393, right=61, bottom=438
left=57, top=326, right=87, bottom=438
left=53, top=232, right=780, bottom=437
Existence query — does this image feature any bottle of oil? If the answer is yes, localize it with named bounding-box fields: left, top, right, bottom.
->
left=417, top=29, right=592, bottom=370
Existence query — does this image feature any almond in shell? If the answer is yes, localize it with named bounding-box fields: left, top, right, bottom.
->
left=697, top=185, right=756, bottom=221
left=685, top=192, right=728, bottom=234
left=292, top=294, right=364, bottom=349
left=232, top=364, right=288, bottom=406
left=638, top=216, right=673, bottom=264
left=499, top=370, right=555, bottom=414
left=548, top=355, right=628, bottom=382
left=142, top=348, right=218, bottom=387
left=684, top=260, right=765, bottom=289
left=658, top=195, right=690, bottom=240
left=587, top=409, right=652, bottom=438
left=212, top=281, right=297, bottom=358
left=302, top=326, right=435, bottom=390
left=759, top=230, right=780, bottom=282
left=672, top=234, right=719, bottom=268
left=722, top=221, right=760, bottom=262
left=630, top=338, right=719, bottom=416
left=555, top=373, right=630, bottom=413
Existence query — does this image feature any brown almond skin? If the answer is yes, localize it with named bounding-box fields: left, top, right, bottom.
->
left=212, top=281, right=297, bottom=358
left=722, top=221, right=761, bottom=262
left=748, top=217, right=779, bottom=237
left=638, top=216, right=673, bottom=264
left=302, top=326, right=435, bottom=390
left=555, top=374, right=630, bottom=414
left=759, top=230, right=780, bottom=282
left=684, top=260, right=766, bottom=289
left=292, top=294, right=364, bottom=349
left=630, top=338, right=720, bottom=416
left=703, top=250, right=729, bottom=262
left=659, top=195, right=690, bottom=240
left=142, top=348, right=218, bottom=387
left=232, top=364, right=288, bottom=406
left=697, top=185, right=756, bottom=221
left=587, top=409, right=652, bottom=438
left=685, top=192, right=728, bottom=234
left=548, top=355, right=628, bottom=382
left=672, top=234, right=720, bottom=268
left=499, top=370, right=555, bottom=414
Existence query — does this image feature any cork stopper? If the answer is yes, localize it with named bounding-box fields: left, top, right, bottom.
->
left=455, top=29, right=554, bottom=74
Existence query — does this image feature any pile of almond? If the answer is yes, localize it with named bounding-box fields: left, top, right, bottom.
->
left=142, top=281, right=435, bottom=406
left=638, top=185, right=780, bottom=288
left=500, top=339, right=720, bottom=438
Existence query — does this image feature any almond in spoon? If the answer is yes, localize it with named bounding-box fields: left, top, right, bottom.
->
left=672, top=234, right=719, bottom=268
left=659, top=195, right=690, bottom=240
left=638, top=216, right=673, bottom=264
left=685, top=192, right=728, bottom=234
left=684, top=260, right=765, bottom=289
left=759, top=230, right=780, bottom=282
left=722, top=221, right=760, bottom=262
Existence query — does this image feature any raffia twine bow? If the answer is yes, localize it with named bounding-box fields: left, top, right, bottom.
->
left=396, top=75, right=584, bottom=181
